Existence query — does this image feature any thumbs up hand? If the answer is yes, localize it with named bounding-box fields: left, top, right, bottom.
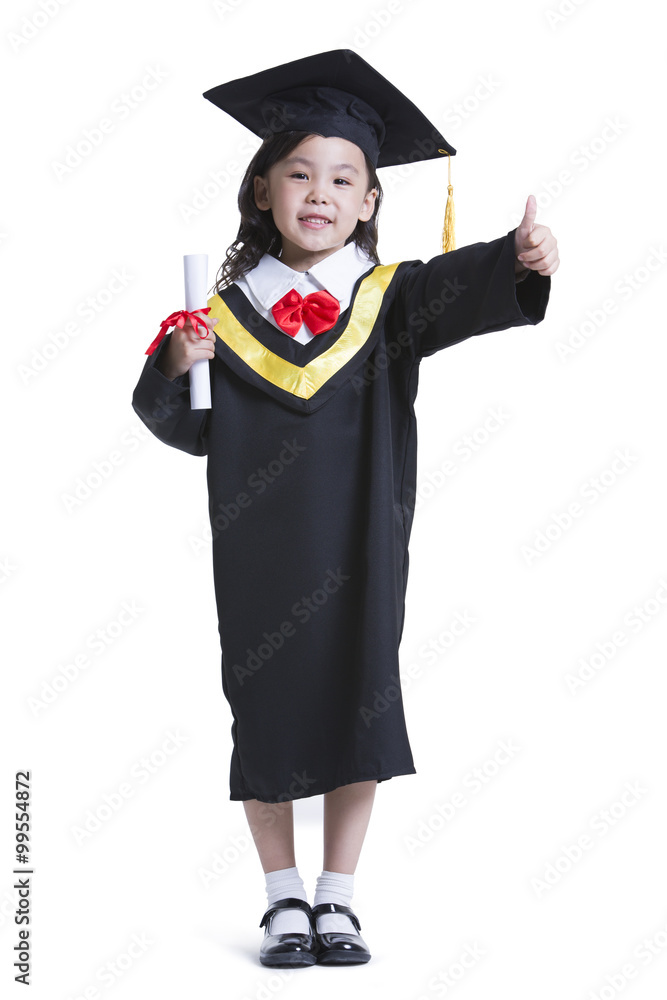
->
left=514, top=195, right=560, bottom=277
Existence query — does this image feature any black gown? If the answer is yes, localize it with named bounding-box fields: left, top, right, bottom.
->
left=131, top=229, right=550, bottom=803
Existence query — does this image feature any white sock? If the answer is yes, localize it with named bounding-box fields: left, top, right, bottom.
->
left=264, top=866, right=311, bottom=934
left=313, top=869, right=358, bottom=934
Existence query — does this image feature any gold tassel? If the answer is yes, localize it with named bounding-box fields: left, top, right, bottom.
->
left=439, top=148, right=455, bottom=253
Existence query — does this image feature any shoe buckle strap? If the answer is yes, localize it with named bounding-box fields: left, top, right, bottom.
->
left=311, top=901, right=361, bottom=931
left=259, top=896, right=313, bottom=928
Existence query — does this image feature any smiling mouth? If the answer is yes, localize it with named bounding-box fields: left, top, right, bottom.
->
left=299, top=216, right=331, bottom=225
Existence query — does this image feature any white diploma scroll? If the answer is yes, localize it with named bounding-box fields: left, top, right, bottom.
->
left=184, top=253, right=212, bottom=410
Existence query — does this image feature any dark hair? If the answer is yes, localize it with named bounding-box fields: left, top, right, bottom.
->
left=213, top=130, right=383, bottom=292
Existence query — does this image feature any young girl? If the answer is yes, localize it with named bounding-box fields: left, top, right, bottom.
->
left=132, top=48, right=558, bottom=968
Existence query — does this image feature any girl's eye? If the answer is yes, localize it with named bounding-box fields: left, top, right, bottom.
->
left=288, top=172, right=350, bottom=185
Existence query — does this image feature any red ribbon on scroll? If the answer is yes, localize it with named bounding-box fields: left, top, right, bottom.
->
left=145, top=307, right=212, bottom=356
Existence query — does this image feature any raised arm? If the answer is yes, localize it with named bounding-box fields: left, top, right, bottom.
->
left=392, top=226, right=552, bottom=360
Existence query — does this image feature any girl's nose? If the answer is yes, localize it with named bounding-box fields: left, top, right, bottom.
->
left=307, top=185, right=329, bottom=203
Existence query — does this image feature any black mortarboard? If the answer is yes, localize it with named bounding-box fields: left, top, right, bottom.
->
left=203, top=49, right=457, bottom=251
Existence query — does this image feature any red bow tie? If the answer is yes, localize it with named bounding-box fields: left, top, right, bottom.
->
left=271, top=288, right=340, bottom=337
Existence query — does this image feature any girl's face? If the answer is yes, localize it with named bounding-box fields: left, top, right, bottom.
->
left=253, top=134, right=378, bottom=269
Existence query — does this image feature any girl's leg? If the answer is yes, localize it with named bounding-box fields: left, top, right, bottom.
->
left=322, top=779, right=378, bottom=872
left=313, top=780, right=378, bottom=938
left=242, top=798, right=296, bottom=873
left=243, top=798, right=311, bottom=935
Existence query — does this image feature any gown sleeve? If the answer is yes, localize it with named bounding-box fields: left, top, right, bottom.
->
left=131, top=332, right=210, bottom=456
left=392, top=227, right=551, bottom=360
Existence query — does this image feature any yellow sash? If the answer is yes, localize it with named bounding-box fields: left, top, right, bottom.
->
left=206, top=263, right=400, bottom=400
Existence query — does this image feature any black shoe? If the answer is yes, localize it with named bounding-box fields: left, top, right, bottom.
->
left=311, top=902, right=371, bottom=965
left=258, top=897, right=318, bottom=968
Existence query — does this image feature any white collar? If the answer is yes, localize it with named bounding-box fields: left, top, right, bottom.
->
left=239, top=241, right=376, bottom=309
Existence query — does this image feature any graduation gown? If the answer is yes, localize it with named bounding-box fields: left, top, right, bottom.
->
left=131, top=228, right=550, bottom=803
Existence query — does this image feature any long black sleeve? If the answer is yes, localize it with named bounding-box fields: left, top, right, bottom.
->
left=131, top=333, right=210, bottom=456
left=391, top=228, right=551, bottom=360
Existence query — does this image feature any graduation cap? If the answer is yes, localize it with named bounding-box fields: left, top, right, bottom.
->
left=203, top=49, right=457, bottom=252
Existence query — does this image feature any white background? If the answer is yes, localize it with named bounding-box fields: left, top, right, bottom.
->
left=2, top=0, right=667, bottom=997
